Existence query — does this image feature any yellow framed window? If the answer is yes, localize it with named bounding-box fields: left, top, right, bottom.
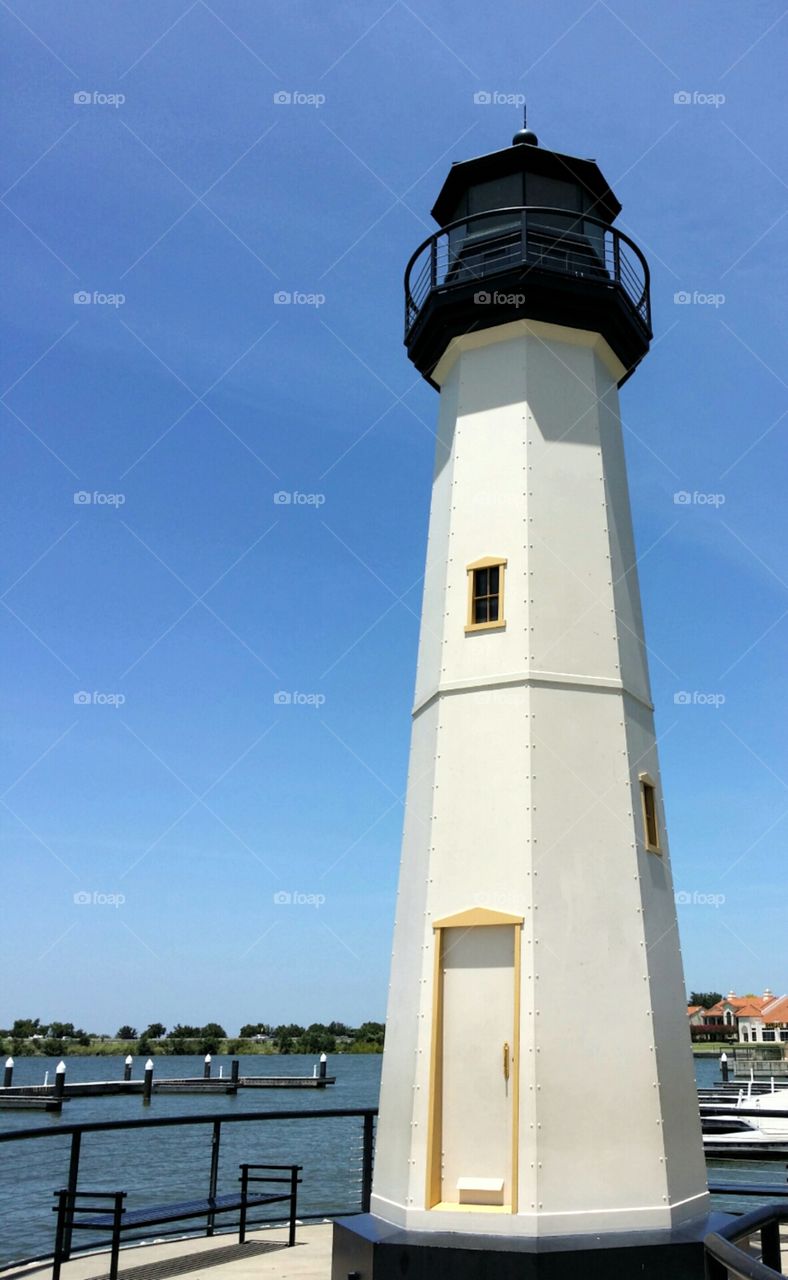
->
left=639, top=773, right=661, bottom=853
left=466, top=557, right=507, bottom=633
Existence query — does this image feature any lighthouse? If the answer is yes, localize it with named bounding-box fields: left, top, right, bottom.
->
left=333, top=125, right=720, bottom=1278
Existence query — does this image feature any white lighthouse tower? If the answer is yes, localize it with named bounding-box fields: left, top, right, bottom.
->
left=333, top=125, right=716, bottom=1279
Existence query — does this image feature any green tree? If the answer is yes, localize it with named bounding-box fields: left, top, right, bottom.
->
left=144, top=1023, right=166, bottom=1039
left=117, top=1025, right=137, bottom=1039
left=355, top=1021, right=385, bottom=1046
left=200, top=1022, right=227, bottom=1040
left=170, top=1024, right=200, bottom=1038
left=689, top=993, right=722, bottom=1010
left=274, top=1024, right=305, bottom=1041
left=48, top=1022, right=76, bottom=1038
left=12, top=1018, right=42, bottom=1038
left=296, top=1024, right=336, bottom=1054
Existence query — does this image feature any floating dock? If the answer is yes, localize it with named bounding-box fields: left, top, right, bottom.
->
left=0, top=1062, right=336, bottom=1101
left=0, top=1094, right=68, bottom=1111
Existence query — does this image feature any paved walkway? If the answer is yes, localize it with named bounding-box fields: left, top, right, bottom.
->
left=5, top=1225, right=334, bottom=1280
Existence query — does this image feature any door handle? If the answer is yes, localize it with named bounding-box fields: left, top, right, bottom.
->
left=503, top=1042, right=510, bottom=1081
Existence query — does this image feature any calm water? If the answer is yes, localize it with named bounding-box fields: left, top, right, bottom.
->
left=0, top=1055, right=381, bottom=1265
left=0, top=1054, right=777, bottom=1266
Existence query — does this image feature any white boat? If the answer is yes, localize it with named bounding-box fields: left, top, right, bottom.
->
left=702, top=1076, right=788, bottom=1146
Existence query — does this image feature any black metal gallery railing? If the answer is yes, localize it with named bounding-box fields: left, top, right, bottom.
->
left=404, top=206, right=651, bottom=340
left=0, top=1107, right=376, bottom=1270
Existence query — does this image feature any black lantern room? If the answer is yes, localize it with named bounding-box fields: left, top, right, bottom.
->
left=404, top=129, right=651, bottom=386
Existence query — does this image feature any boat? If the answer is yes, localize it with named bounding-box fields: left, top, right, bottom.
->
left=702, top=1076, right=788, bottom=1148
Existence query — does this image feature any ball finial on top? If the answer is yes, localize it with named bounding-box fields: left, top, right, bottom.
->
left=512, top=127, right=538, bottom=146
left=512, top=102, right=538, bottom=147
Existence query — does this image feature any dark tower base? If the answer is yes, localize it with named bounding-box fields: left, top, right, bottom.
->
left=331, top=1212, right=733, bottom=1280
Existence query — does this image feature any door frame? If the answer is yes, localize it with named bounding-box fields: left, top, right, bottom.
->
left=425, top=907, right=523, bottom=1212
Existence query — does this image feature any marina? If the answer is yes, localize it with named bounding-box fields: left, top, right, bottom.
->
left=1, top=1057, right=788, bottom=1273
left=0, top=1056, right=336, bottom=1112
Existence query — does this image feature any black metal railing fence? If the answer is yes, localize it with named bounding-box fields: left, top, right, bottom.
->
left=404, top=206, right=651, bottom=339
left=0, top=1107, right=376, bottom=1270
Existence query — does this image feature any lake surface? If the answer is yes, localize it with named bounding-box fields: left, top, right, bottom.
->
left=0, top=1053, right=775, bottom=1266
left=0, top=1055, right=381, bottom=1265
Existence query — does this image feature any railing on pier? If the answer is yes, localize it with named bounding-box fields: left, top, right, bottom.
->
left=403, top=206, right=651, bottom=341
left=0, top=1106, right=377, bottom=1270
left=705, top=1204, right=788, bottom=1278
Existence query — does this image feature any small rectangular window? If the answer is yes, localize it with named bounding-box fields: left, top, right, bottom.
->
left=473, top=565, right=499, bottom=623
left=466, top=558, right=506, bottom=633
left=639, top=774, right=661, bottom=853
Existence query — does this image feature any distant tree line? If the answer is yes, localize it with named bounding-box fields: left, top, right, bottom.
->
left=688, top=992, right=723, bottom=1009
left=0, top=1017, right=386, bottom=1056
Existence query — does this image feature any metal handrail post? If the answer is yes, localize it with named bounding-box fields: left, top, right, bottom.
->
left=206, top=1119, right=221, bottom=1236
left=761, top=1218, right=781, bottom=1271
left=361, top=1113, right=374, bottom=1212
left=61, top=1130, right=81, bottom=1260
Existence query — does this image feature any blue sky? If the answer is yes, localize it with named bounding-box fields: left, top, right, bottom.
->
left=1, top=1, right=786, bottom=1033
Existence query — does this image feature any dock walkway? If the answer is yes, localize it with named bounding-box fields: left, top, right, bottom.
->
left=5, top=1223, right=333, bottom=1280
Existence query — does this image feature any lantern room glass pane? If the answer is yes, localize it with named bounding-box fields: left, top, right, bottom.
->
left=526, top=174, right=583, bottom=213
left=466, top=174, right=523, bottom=216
